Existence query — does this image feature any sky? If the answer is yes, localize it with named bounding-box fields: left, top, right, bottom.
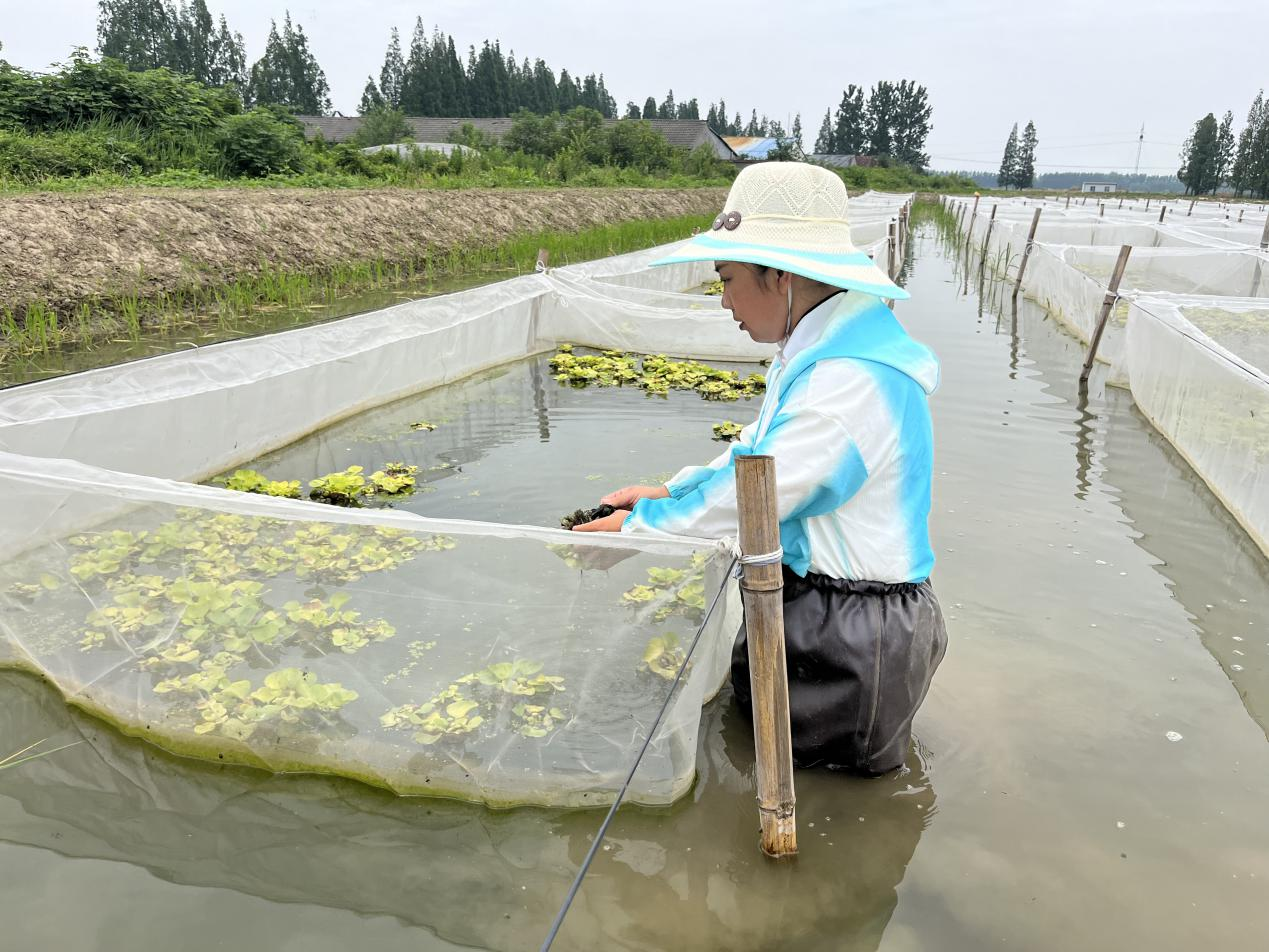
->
left=4, top=0, right=1268, bottom=176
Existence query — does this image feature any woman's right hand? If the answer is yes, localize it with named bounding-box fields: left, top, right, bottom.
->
left=600, top=485, right=670, bottom=509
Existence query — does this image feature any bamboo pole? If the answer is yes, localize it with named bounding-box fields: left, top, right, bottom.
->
left=1159, top=206, right=1167, bottom=224
left=1099, top=203, right=1105, bottom=218
left=1012, top=206, right=1042, bottom=302
left=1118, top=198, right=1124, bottom=209
left=888, top=221, right=897, bottom=279
left=1237, top=208, right=1243, bottom=222
left=1260, top=214, right=1269, bottom=252
left=1146, top=198, right=1151, bottom=210
left=735, top=455, right=797, bottom=858
left=1065, top=195, right=1071, bottom=209
left=1188, top=199, right=1196, bottom=216
left=534, top=249, right=550, bottom=273
left=1080, top=244, right=1133, bottom=384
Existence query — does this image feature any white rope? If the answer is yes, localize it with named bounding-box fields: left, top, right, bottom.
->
left=731, top=545, right=784, bottom=577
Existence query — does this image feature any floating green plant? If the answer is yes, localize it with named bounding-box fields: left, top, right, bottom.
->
left=549, top=347, right=765, bottom=402
left=622, top=555, right=711, bottom=624
left=408, top=421, right=438, bottom=431
left=704, top=280, right=724, bottom=295
left=222, top=469, right=302, bottom=498
left=711, top=421, right=744, bottom=442
left=642, top=633, right=690, bottom=680
left=308, top=466, right=368, bottom=506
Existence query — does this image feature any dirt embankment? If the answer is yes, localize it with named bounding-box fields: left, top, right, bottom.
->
left=1, top=186, right=727, bottom=314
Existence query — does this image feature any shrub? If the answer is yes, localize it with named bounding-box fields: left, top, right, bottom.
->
left=0, top=127, right=149, bottom=179
left=352, top=106, right=412, bottom=148
left=212, top=109, right=304, bottom=177
left=607, top=119, right=671, bottom=172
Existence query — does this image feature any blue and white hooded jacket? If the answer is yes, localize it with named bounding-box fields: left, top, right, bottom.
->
left=623, top=292, right=940, bottom=584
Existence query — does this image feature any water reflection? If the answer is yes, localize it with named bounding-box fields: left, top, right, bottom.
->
left=553, top=685, right=935, bottom=952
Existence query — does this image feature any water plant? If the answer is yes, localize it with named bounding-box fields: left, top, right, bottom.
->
left=622, top=555, right=711, bottom=624
left=712, top=421, right=744, bottom=442
left=704, top=280, right=724, bottom=296
left=641, top=633, right=690, bottom=680
left=1, top=737, right=85, bottom=771
left=222, top=469, right=302, bottom=498
left=560, top=503, right=616, bottom=530
left=308, top=466, right=367, bottom=506
left=549, top=346, right=765, bottom=402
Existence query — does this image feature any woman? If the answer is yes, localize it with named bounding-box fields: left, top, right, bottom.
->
left=574, top=163, right=946, bottom=775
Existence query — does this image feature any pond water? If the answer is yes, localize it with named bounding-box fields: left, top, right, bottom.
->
left=220, top=351, right=763, bottom=529
left=2, top=219, right=1267, bottom=951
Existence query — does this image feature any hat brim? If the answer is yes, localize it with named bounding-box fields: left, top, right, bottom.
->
left=651, top=231, right=910, bottom=301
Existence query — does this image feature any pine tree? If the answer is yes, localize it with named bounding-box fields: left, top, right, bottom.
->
left=642, top=96, right=657, bottom=120
left=399, top=20, right=429, bottom=114
left=832, top=85, right=867, bottom=155
left=732, top=112, right=742, bottom=136
left=246, top=13, right=330, bottom=114
left=791, top=113, right=803, bottom=152
left=745, top=109, right=759, bottom=136
left=1016, top=120, right=1038, bottom=189
left=378, top=27, right=404, bottom=108
left=658, top=90, right=676, bottom=121
left=208, top=14, right=245, bottom=90
left=814, top=108, right=833, bottom=154
left=626, top=101, right=642, bottom=119
left=997, top=123, right=1019, bottom=188
left=176, top=0, right=215, bottom=84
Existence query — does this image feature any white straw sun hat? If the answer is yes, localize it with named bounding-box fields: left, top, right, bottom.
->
left=652, top=162, right=909, bottom=300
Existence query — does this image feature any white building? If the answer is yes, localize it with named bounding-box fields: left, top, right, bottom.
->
left=1081, top=182, right=1119, bottom=193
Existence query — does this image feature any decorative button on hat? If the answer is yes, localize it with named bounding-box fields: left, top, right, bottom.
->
left=653, top=162, right=909, bottom=299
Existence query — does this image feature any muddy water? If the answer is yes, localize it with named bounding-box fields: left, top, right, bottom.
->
left=2, top=221, right=1267, bottom=951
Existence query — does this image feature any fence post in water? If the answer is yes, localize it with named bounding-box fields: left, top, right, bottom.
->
left=1237, top=208, right=1243, bottom=223
left=1188, top=199, right=1196, bottom=216
left=535, top=249, right=550, bottom=273
left=1012, top=207, right=1043, bottom=303
left=1146, top=198, right=1151, bottom=210
left=1066, top=195, right=1071, bottom=209
left=1159, top=206, right=1167, bottom=224
left=1099, top=203, right=1105, bottom=218
left=1260, top=214, right=1269, bottom=251
left=888, top=221, right=897, bottom=279
left=735, top=455, right=797, bottom=858
left=1080, top=244, right=1133, bottom=385
left=980, top=204, right=998, bottom=262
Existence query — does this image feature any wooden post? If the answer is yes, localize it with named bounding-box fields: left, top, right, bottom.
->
left=1159, top=206, right=1167, bottom=224
left=1188, top=199, right=1196, bottom=216
left=1146, top=198, right=1151, bottom=210
left=1237, top=208, right=1243, bottom=222
left=1012, top=206, right=1042, bottom=302
left=735, top=455, right=797, bottom=858
left=887, top=221, right=897, bottom=279
left=1065, top=195, right=1071, bottom=208
left=980, top=203, right=998, bottom=261
left=534, top=248, right=550, bottom=273
left=1080, top=244, right=1133, bottom=384
left=1099, top=203, right=1105, bottom=218
left=1118, top=198, right=1124, bottom=209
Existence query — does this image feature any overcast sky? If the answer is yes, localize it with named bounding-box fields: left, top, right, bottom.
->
left=5, top=0, right=1267, bottom=175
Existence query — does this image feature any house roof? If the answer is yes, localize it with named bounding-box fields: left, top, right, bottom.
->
left=296, top=116, right=738, bottom=159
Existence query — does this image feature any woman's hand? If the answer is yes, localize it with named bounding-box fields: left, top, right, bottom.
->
left=599, top=485, right=670, bottom=509
left=571, top=509, right=631, bottom=533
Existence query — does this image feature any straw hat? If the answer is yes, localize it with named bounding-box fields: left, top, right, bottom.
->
left=653, top=162, right=909, bottom=300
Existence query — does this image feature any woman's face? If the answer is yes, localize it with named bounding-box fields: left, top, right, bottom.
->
left=716, top=261, right=790, bottom=343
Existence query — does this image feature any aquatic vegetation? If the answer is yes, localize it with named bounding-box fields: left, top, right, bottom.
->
left=381, top=658, right=567, bottom=745
left=642, top=633, right=690, bottom=680
left=704, top=280, right=724, bottom=295
left=549, top=346, right=765, bottom=402
left=0, top=737, right=85, bottom=771
left=308, top=466, right=368, bottom=506
left=222, top=469, right=302, bottom=498
left=560, top=503, right=616, bottom=530
left=711, top=421, right=744, bottom=442
left=622, top=554, right=711, bottom=624
left=366, top=462, right=418, bottom=497
left=408, top=421, right=438, bottom=431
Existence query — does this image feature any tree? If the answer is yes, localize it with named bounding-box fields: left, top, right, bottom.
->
left=245, top=13, right=331, bottom=114
left=1229, top=91, right=1263, bottom=197
left=997, top=123, right=1019, bottom=188
left=657, top=89, right=675, bottom=121
left=832, top=85, right=867, bottom=155
left=744, top=109, right=759, bottom=136
left=890, top=80, right=932, bottom=169
left=97, top=0, right=175, bottom=71
left=358, top=77, right=383, bottom=115
left=1178, top=113, right=1219, bottom=195
left=865, top=81, right=897, bottom=156
left=352, top=105, right=412, bottom=146
left=378, top=27, right=404, bottom=108
left=1016, top=120, right=1038, bottom=189
left=625, top=101, right=641, bottom=120
left=791, top=113, right=803, bottom=152
left=814, top=108, right=833, bottom=153
left=1214, top=110, right=1235, bottom=190
left=207, top=15, right=246, bottom=90
left=642, top=96, right=656, bottom=120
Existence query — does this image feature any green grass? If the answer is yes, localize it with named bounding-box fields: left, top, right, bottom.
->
left=0, top=213, right=714, bottom=359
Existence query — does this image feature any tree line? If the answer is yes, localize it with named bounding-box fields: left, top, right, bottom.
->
left=996, top=121, right=1038, bottom=189
left=810, top=81, right=933, bottom=170
left=1178, top=91, right=1269, bottom=198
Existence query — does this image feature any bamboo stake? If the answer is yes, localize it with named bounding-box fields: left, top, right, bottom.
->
left=1099, top=203, right=1105, bottom=218
left=1159, top=206, right=1167, bottom=224
left=534, top=249, right=550, bottom=273
left=1118, top=198, right=1124, bottom=209
left=1146, top=198, right=1151, bottom=210
left=1081, top=244, right=1133, bottom=384
left=735, top=455, right=797, bottom=858
left=1260, top=214, right=1269, bottom=252
left=980, top=204, right=998, bottom=261
left=1237, top=208, right=1243, bottom=222
left=1065, top=195, right=1071, bottom=208
left=887, top=221, right=897, bottom=279
left=1012, top=206, right=1042, bottom=302
left=1188, top=199, right=1196, bottom=216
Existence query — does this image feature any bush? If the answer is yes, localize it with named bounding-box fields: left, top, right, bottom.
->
left=607, top=119, right=671, bottom=172
left=352, top=106, right=412, bottom=148
left=0, top=127, right=150, bottom=180
left=504, top=111, right=562, bottom=158
left=212, top=109, right=305, bottom=177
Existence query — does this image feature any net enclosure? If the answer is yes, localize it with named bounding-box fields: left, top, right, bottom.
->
left=0, top=193, right=917, bottom=807
left=945, top=194, right=1269, bottom=558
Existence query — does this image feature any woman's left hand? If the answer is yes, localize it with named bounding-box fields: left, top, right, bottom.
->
left=571, top=509, right=631, bottom=532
